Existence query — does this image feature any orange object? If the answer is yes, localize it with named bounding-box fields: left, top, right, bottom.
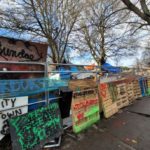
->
left=84, top=64, right=95, bottom=70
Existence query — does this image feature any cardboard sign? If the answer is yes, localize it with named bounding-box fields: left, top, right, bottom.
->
left=0, top=96, right=28, bottom=140
left=72, top=89, right=100, bottom=133
left=9, top=102, right=63, bottom=150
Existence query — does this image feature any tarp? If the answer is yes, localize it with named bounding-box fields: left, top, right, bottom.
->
left=57, top=65, right=95, bottom=80
left=0, top=78, right=68, bottom=98
left=101, top=63, right=121, bottom=73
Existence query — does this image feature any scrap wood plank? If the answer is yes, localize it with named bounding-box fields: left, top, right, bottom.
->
left=69, top=79, right=97, bottom=91
left=71, top=88, right=100, bottom=133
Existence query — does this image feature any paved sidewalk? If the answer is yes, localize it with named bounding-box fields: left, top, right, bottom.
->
left=1, top=97, right=150, bottom=150
left=56, top=97, right=150, bottom=150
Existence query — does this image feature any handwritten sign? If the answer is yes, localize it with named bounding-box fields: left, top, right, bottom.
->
left=0, top=36, right=47, bottom=62
left=9, top=102, right=63, bottom=150
left=72, top=89, right=100, bottom=133
left=0, top=96, right=28, bottom=140
left=0, top=36, right=48, bottom=79
left=0, top=78, right=68, bottom=98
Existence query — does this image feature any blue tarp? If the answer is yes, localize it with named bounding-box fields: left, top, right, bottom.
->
left=57, top=66, right=80, bottom=79
left=101, top=63, right=121, bottom=73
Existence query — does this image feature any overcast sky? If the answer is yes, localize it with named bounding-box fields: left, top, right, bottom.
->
left=0, top=0, right=148, bottom=67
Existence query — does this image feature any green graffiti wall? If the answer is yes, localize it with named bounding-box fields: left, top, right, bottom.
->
left=9, top=102, right=63, bottom=150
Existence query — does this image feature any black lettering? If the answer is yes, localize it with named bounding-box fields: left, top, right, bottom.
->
left=1, top=120, right=9, bottom=135
left=17, top=49, right=25, bottom=58
left=0, top=45, right=35, bottom=61
left=11, top=98, right=16, bottom=107
left=7, top=111, right=14, bottom=118
left=24, top=53, right=30, bottom=59
left=10, top=50, right=17, bottom=57
left=15, top=109, right=22, bottom=116
left=1, top=114, right=7, bottom=119
left=1, top=101, right=4, bottom=108
left=3, top=98, right=10, bottom=107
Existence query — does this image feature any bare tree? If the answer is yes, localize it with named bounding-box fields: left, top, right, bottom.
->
left=141, top=40, right=150, bottom=66
left=121, top=0, right=150, bottom=27
left=71, top=0, right=139, bottom=66
left=0, top=0, right=82, bottom=63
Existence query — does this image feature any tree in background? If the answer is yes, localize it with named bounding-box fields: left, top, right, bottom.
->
left=121, top=0, right=150, bottom=28
left=71, top=0, right=139, bottom=66
left=0, top=0, right=82, bottom=63
left=141, top=40, right=150, bottom=67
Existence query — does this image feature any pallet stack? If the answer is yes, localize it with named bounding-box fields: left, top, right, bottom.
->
left=113, top=81, right=129, bottom=109
left=133, top=79, right=142, bottom=99
left=99, top=83, right=118, bottom=118
left=126, top=79, right=135, bottom=103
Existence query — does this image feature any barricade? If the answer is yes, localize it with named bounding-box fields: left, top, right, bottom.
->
left=147, top=77, right=150, bottom=95
left=139, top=77, right=148, bottom=96
left=99, top=76, right=143, bottom=119
left=133, top=78, right=142, bottom=98
left=110, top=80, right=129, bottom=109
left=69, top=79, right=100, bottom=133
left=125, top=78, right=136, bottom=103
left=71, top=89, right=100, bottom=133
left=99, top=83, right=118, bottom=118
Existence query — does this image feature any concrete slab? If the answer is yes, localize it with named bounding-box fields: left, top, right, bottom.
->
left=98, top=111, right=150, bottom=150
left=127, top=97, right=150, bottom=115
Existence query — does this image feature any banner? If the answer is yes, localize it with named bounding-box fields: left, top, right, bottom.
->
left=0, top=96, right=28, bottom=140
left=0, top=78, right=68, bottom=98
left=9, top=102, right=63, bottom=150
left=71, top=89, right=100, bottom=133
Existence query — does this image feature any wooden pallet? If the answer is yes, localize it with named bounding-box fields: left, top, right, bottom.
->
left=103, top=102, right=118, bottom=118
left=116, top=97, right=129, bottom=109
left=102, top=99, right=113, bottom=108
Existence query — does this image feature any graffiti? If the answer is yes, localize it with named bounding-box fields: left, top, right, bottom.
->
left=0, top=37, right=48, bottom=62
left=9, top=102, right=63, bottom=150
left=0, top=96, right=28, bottom=140
left=72, top=89, right=100, bottom=133
left=73, top=112, right=99, bottom=133
left=99, top=83, right=108, bottom=99
left=0, top=42, right=35, bottom=61
left=73, top=89, right=97, bottom=98
left=73, top=99, right=98, bottom=110
left=0, top=78, right=68, bottom=98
